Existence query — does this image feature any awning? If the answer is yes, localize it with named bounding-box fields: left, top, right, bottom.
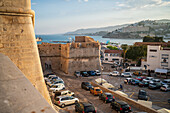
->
left=155, top=68, right=168, bottom=74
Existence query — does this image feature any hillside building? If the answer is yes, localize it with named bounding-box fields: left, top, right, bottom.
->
left=147, top=45, right=170, bottom=71
left=103, top=50, right=123, bottom=63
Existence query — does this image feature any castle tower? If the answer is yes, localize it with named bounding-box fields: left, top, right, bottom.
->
left=0, top=0, right=52, bottom=105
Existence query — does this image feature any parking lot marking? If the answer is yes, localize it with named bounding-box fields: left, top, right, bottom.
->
left=129, top=92, right=134, bottom=98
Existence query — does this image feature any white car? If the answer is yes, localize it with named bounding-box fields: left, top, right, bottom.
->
left=49, top=84, right=65, bottom=92
left=121, top=72, right=132, bottom=77
left=109, top=71, right=120, bottom=76
left=143, top=77, right=154, bottom=83
left=54, top=96, right=79, bottom=108
left=160, top=85, right=170, bottom=92
left=95, top=70, right=101, bottom=76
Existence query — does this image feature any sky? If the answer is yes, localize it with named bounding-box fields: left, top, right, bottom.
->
left=31, top=0, right=170, bottom=34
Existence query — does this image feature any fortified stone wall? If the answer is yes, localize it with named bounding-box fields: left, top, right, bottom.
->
left=0, top=0, right=52, bottom=106
left=38, top=36, right=101, bottom=74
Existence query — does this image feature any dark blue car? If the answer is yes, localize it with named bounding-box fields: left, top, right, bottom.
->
left=87, top=71, right=96, bottom=76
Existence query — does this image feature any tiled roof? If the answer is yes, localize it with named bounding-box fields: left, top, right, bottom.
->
left=104, top=50, right=123, bottom=54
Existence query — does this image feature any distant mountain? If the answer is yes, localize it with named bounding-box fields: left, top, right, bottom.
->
left=65, top=24, right=129, bottom=35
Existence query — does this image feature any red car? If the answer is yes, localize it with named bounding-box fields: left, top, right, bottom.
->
left=135, top=76, right=146, bottom=81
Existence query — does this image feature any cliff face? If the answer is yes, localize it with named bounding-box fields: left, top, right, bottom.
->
left=0, top=0, right=52, bottom=106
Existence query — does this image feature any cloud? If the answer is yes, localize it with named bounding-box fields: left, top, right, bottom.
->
left=116, top=0, right=170, bottom=10
left=77, top=0, right=88, bottom=2
left=32, top=2, right=37, bottom=5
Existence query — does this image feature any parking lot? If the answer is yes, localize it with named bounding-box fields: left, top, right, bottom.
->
left=51, top=72, right=144, bottom=113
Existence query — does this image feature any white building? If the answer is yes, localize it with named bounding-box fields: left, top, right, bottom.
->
left=147, top=45, right=170, bottom=71
left=104, top=50, right=123, bottom=63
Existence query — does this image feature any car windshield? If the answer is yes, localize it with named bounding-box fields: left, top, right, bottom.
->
left=124, top=73, right=130, bottom=75
left=150, top=83, right=156, bottom=85
left=140, top=91, right=146, bottom=95
left=76, top=72, right=80, bottom=74
left=107, top=95, right=113, bottom=97
left=122, top=104, right=129, bottom=109
left=96, top=89, right=101, bottom=91
left=85, top=106, right=95, bottom=112
left=83, top=72, right=87, bottom=74
left=85, top=82, right=91, bottom=85
left=113, top=72, right=117, bottom=74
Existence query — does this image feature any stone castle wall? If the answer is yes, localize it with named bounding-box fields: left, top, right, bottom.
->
left=0, top=0, right=52, bottom=106
left=38, top=36, right=101, bottom=74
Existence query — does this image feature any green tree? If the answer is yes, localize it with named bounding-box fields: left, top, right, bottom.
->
left=126, top=45, right=147, bottom=61
left=107, top=46, right=119, bottom=50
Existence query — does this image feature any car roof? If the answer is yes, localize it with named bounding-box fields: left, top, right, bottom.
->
left=117, top=101, right=128, bottom=105
left=81, top=102, right=93, bottom=107
left=57, top=95, right=73, bottom=98
left=104, top=92, right=112, bottom=95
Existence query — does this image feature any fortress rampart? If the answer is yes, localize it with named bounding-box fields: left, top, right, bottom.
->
left=0, top=0, right=52, bottom=106
left=38, top=36, right=101, bottom=74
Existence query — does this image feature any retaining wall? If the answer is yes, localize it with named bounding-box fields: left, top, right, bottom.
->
left=91, top=82, right=158, bottom=113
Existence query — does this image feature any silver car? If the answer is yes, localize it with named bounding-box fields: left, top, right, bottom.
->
left=160, top=85, right=170, bottom=92
left=54, top=96, right=79, bottom=108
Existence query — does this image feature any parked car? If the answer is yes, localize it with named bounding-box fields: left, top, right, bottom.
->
left=81, top=71, right=89, bottom=77
left=48, top=75, right=60, bottom=80
left=135, top=76, right=146, bottom=81
left=121, top=72, right=132, bottom=77
left=74, top=71, right=81, bottom=77
left=54, top=96, right=79, bottom=108
left=148, top=82, right=161, bottom=89
left=87, top=71, right=96, bottom=76
left=143, top=77, right=154, bottom=83
left=95, top=70, right=101, bottom=76
left=131, top=79, right=140, bottom=85
left=133, top=71, right=142, bottom=76
left=161, top=79, right=170, bottom=86
left=81, top=82, right=93, bottom=90
left=110, top=71, right=120, bottom=76
left=53, top=80, right=64, bottom=84
left=75, top=102, right=96, bottom=113
left=49, top=84, right=65, bottom=92
left=90, top=87, right=103, bottom=96
left=138, top=80, right=149, bottom=87
left=54, top=90, right=75, bottom=98
left=160, top=85, right=170, bottom=92
left=150, top=79, right=161, bottom=84
left=138, top=90, right=148, bottom=101
left=110, top=100, right=132, bottom=113
left=124, top=78, right=132, bottom=84
left=99, top=92, right=115, bottom=103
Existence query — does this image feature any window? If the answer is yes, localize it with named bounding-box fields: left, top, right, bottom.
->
left=150, top=49, right=157, bottom=52
left=149, top=55, right=157, bottom=58
left=105, top=53, right=108, bottom=56
left=162, top=54, right=169, bottom=56
left=105, top=58, right=108, bottom=61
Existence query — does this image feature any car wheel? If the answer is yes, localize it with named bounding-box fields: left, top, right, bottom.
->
left=61, top=104, right=65, bottom=108
left=75, top=100, right=78, bottom=104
